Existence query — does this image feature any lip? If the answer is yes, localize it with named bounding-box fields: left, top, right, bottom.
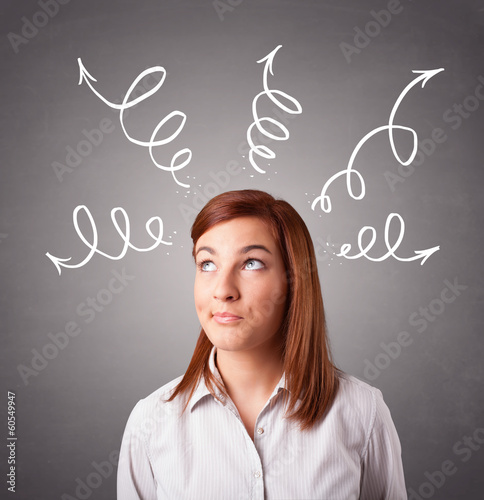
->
left=213, top=312, right=243, bottom=324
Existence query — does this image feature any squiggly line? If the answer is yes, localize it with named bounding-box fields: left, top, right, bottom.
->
left=247, top=45, right=302, bottom=174
left=337, top=213, right=440, bottom=265
left=77, top=58, right=191, bottom=188
left=312, top=68, right=444, bottom=212
left=46, top=205, right=171, bottom=275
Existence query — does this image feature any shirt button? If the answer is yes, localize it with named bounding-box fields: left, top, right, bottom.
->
left=254, top=471, right=262, bottom=478
left=256, top=427, right=264, bottom=435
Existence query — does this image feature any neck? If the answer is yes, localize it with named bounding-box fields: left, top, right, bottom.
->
left=215, top=341, right=284, bottom=401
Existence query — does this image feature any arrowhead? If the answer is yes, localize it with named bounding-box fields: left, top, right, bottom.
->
left=256, top=45, right=282, bottom=75
left=45, top=252, right=71, bottom=276
left=414, top=245, right=440, bottom=265
left=412, top=68, right=444, bottom=88
left=77, top=57, right=97, bottom=86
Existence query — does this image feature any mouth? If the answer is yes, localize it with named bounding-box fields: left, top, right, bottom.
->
left=212, top=312, right=243, bottom=324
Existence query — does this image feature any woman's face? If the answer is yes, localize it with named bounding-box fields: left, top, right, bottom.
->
left=194, top=216, right=288, bottom=354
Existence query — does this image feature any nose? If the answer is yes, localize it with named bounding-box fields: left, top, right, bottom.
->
left=213, top=269, right=239, bottom=302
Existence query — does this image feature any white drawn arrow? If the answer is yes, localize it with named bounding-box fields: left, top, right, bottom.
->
left=77, top=58, right=167, bottom=110
left=337, top=213, right=440, bottom=265
left=46, top=205, right=171, bottom=275
left=388, top=68, right=444, bottom=165
left=77, top=58, right=191, bottom=188
left=247, top=45, right=302, bottom=173
left=312, top=68, right=444, bottom=212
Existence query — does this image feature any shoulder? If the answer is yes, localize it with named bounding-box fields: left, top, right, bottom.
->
left=336, top=373, right=396, bottom=425
left=123, top=375, right=186, bottom=439
left=335, top=372, right=383, bottom=410
left=333, top=372, right=399, bottom=451
left=325, top=373, right=390, bottom=443
left=335, top=377, right=406, bottom=496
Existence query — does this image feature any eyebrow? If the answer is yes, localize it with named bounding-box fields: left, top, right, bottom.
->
left=195, top=244, right=273, bottom=256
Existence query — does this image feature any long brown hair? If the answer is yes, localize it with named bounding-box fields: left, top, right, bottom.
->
left=167, top=189, right=339, bottom=430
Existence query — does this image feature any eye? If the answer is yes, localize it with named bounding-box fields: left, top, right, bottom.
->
left=198, top=260, right=217, bottom=272
left=244, top=259, right=264, bottom=270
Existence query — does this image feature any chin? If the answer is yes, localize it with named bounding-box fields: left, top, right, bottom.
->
left=205, top=329, right=254, bottom=351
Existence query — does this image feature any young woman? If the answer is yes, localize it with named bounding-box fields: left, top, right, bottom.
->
left=117, top=189, right=406, bottom=499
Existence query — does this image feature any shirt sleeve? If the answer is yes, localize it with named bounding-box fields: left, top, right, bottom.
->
left=117, top=400, right=158, bottom=500
left=359, top=389, right=407, bottom=500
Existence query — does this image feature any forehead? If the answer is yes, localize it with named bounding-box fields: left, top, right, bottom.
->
left=196, top=217, right=278, bottom=250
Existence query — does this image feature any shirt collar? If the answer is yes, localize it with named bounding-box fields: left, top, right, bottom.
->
left=188, top=347, right=289, bottom=412
left=187, top=346, right=222, bottom=412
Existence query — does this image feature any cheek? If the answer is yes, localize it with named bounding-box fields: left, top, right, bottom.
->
left=193, top=281, right=207, bottom=314
left=270, top=283, right=287, bottom=303
left=256, top=275, right=287, bottom=304
left=250, top=282, right=287, bottom=323
left=268, top=281, right=288, bottom=323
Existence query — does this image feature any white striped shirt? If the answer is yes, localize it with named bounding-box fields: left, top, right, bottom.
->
left=117, top=347, right=406, bottom=499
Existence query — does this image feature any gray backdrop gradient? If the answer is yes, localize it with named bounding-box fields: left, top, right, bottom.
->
left=1, top=0, right=483, bottom=498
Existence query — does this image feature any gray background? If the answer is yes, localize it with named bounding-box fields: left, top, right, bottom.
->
left=1, top=0, right=483, bottom=498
